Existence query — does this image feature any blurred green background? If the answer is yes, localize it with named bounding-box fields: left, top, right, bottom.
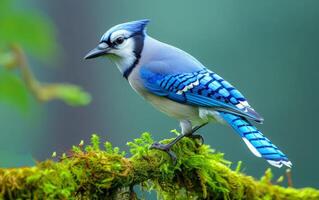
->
left=0, top=0, right=318, bottom=190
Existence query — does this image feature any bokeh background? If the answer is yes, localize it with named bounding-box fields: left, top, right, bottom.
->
left=1, top=0, right=318, bottom=190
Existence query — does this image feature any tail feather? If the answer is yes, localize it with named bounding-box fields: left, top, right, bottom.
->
left=219, top=112, right=292, bottom=168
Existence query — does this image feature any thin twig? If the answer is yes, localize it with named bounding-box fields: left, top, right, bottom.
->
left=10, top=44, right=42, bottom=101
left=0, top=44, right=91, bottom=106
left=286, top=168, right=293, bottom=187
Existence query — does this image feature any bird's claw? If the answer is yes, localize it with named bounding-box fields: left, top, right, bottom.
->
left=150, top=142, right=177, bottom=165
left=187, top=134, right=204, bottom=145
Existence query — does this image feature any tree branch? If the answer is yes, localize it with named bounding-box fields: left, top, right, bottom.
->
left=0, top=44, right=91, bottom=106
left=0, top=133, right=318, bottom=200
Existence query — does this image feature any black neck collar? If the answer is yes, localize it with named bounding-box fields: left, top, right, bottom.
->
left=123, top=54, right=141, bottom=79
left=123, top=34, right=145, bottom=79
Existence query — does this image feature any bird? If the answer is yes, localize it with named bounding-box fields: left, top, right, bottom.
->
left=84, top=19, right=292, bottom=168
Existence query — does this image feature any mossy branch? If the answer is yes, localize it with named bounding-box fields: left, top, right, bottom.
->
left=0, top=132, right=318, bottom=200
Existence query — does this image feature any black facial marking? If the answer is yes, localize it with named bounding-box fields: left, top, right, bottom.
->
left=123, top=34, right=145, bottom=79
left=100, top=37, right=113, bottom=48
left=100, top=30, right=145, bottom=79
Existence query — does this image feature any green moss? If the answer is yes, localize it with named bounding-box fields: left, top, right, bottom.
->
left=0, top=132, right=318, bottom=200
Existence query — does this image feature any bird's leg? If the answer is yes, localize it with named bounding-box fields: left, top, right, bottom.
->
left=186, top=122, right=208, bottom=145
left=150, top=134, right=184, bottom=163
left=150, top=121, right=208, bottom=163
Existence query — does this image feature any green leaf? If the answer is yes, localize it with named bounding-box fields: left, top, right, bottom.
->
left=0, top=0, right=11, bottom=16
left=0, top=70, right=29, bottom=111
left=91, top=134, right=100, bottom=150
left=52, top=84, right=92, bottom=106
left=0, top=13, right=57, bottom=59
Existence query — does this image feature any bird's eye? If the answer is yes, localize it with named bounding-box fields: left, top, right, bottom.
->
left=114, top=37, right=125, bottom=45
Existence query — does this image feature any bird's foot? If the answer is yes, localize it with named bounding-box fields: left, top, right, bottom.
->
left=187, top=134, right=204, bottom=145
left=150, top=142, right=177, bottom=164
left=186, top=122, right=207, bottom=145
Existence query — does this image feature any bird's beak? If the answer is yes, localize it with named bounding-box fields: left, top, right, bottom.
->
left=84, top=46, right=111, bottom=60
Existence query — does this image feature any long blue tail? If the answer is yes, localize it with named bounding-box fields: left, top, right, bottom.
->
left=220, top=112, right=292, bottom=168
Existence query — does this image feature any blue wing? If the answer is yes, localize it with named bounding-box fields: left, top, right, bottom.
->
left=140, top=67, right=264, bottom=123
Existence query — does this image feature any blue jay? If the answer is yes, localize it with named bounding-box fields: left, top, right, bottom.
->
left=84, top=19, right=291, bottom=168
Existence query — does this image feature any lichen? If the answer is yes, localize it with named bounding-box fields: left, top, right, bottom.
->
left=0, top=132, right=318, bottom=200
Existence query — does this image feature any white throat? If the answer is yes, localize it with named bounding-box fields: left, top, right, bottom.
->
left=108, top=54, right=136, bottom=74
left=107, top=38, right=137, bottom=74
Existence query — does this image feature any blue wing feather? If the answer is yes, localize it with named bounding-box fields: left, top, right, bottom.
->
left=140, top=64, right=292, bottom=167
left=140, top=67, right=264, bottom=122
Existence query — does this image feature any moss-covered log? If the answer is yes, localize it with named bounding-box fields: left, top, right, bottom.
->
left=0, top=132, right=318, bottom=200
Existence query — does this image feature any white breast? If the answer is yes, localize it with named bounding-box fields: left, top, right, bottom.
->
left=128, top=73, right=197, bottom=119
left=145, top=93, right=199, bottom=120
left=128, top=69, right=223, bottom=126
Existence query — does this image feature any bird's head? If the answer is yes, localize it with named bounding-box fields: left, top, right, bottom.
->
left=84, top=19, right=150, bottom=77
